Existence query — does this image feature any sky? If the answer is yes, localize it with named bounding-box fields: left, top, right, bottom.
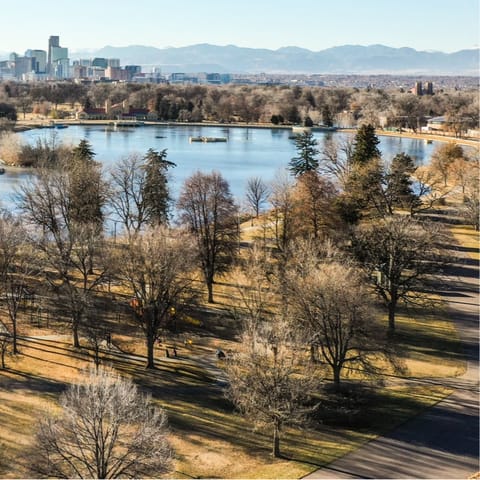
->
left=1, top=0, right=478, bottom=54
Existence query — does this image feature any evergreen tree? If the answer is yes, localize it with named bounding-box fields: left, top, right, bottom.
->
left=289, top=131, right=319, bottom=177
left=352, top=124, right=381, bottom=165
left=321, top=105, right=333, bottom=127
left=339, top=124, right=383, bottom=222
left=143, top=148, right=176, bottom=226
left=270, top=115, right=280, bottom=125
left=72, top=139, right=96, bottom=162
left=68, top=139, right=105, bottom=226
left=304, top=116, right=314, bottom=127
left=82, top=96, right=93, bottom=111
left=384, top=153, right=420, bottom=213
left=341, top=158, right=385, bottom=221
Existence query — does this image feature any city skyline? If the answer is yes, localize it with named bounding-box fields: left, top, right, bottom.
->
left=1, top=0, right=478, bottom=55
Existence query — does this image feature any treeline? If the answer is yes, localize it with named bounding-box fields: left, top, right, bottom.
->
left=0, top=80, right=479, bottom=134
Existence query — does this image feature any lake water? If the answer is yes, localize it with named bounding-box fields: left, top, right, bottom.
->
left=0, top=125, right=438, bottom=210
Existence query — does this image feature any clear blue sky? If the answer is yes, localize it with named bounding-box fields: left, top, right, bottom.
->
left=2, top=0, right=478, bottom=54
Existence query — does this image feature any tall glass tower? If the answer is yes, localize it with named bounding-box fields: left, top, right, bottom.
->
left=47, top=35, right=60, bottom=74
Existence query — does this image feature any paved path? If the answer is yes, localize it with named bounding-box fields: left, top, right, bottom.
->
left=305, top=242, right=479, bottom=479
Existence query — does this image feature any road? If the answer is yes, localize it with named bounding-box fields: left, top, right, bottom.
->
left=305, top=240, right=479, bottom=479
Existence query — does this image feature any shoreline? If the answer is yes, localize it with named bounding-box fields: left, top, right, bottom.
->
left=13, top=119, right=479, bottom=148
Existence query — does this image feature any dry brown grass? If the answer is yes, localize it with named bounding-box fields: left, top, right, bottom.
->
left=450, top=224, right=480, bottom=261
left=0, top=212, right=469, bottom=478
left=0, top=323, right=453, bottom=479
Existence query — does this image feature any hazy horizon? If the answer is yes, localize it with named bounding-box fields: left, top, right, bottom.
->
left=70, top=43, right=479, bottom=56
left=1, top=42, right=477, bottom=62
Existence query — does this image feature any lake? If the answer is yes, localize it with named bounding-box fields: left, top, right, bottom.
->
left=0, top=125, right=438, bottom=210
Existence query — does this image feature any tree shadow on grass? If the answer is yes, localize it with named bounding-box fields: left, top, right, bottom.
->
left=442, top=243, right=480, bottom=256
left=0, top=369, right=67, bottom=395
left=395, top=323, right=466, bottom=364
left=314, top=384, right=428, bottom=430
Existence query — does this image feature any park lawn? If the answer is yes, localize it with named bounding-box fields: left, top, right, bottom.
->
left=394, top=307, right=466, bottom=378
left=0, top=214, right=469, bottom=478
left=0, top=387, right=60, bottom=478
left=0, top=327, right=452, bottom=479
left=0, top=329, right=453, bottom=479
left=163, top=383, right=450, bottom=479
left=450, top=224, right=480, bottom=261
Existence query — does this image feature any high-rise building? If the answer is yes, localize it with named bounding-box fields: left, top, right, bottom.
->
left=52, top=55, right=70, bottom=78
left=412, top=81, right=423, bottom=96
left=92, top=57, right=108, bottom=69
left=25, top=49, right=47, bottom=73
left=47, top=35, right=60, bottom=74
left=107, top=58, right=121, bottom=68
left=46, top=35, right=69, bottom=79
left=14, top=56, right=35, bottom=78
left=105, top=66, right=129, bottom=81
left=125, top=65, right=141, bottom=80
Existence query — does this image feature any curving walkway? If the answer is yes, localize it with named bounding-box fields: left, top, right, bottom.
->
left=305, top=239, right=479, bottom=479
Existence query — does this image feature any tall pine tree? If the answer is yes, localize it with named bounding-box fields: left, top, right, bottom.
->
left=68, top=139, right=105, bottom=227
left=143, top=148, right=176, bottom=226
left=384, top=153, right=420, bottom=214
left=339, top=125, right=383, bottom=222
left=352, top=124, right=381, bottom=165
left=289, top=131, right=319, bottom=177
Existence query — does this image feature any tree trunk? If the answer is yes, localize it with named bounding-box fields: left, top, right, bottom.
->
left=72, top=321, right=80, bottom=348
left=387, top=281, right=398, bottom=336
left=146, top=333, right=156, bottom=369
left=387, top=301, right=396, bottom=335
left=12, top=317, right=18, bottom=354
left=333, top=365, right=341, bottom=389
left=206, top=279, right=214, bottom=303
left=272, top=421, right=281, bottom=458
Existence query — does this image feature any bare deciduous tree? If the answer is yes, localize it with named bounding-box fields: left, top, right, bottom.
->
left=177, top=171, right=238, bottom=303
left=31, top=367, right=172, bottom=479
left=109, top=154, right=149, bottom=237
left=225, top=325, right=320, bottom=458
left=19, top=170, right=109, bottom=348
left=116, top=226, right=197, bottom=368
left=320, top=136, right=354, bottom=189
left=245, top=176, right=269, bottom=220
left=454, top=153, right=479, bottom=230
left=410, top=165, right=449, bottom=215
left=0, top=332, right=11, bottom=369
left=460, top=168, right=480, bottom=231
left=352, top=216, right=448, bottom=334
left=232, top=243, right=275, bottom=336
left=268, top=170, right=297, bottom=255
left=430, top=143, right=465, bottom=187
left=293, top=171, right=338, bottom=240
left=285, top=259, right=389, bottom=387
left=0, top=212, right=37, bottom=354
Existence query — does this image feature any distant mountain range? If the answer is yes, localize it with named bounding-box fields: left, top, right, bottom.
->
left=2, top=44, right=479, bottom=75
left=80, top=44, right=479, bottom=75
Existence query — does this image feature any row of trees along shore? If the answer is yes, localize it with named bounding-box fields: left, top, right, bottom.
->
left=0, top=81, right=479, bottom=136
left=0, top=124, right=478, bottom=466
